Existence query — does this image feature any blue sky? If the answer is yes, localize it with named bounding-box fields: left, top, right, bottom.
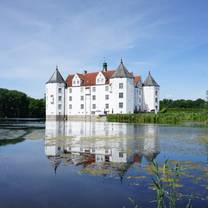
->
left=0, top=0, right=208, bottom=99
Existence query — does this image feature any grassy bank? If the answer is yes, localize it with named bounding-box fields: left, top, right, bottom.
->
left=107, top=112, right=208, bottom=126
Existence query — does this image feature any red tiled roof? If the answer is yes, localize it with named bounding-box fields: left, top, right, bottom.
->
left=66, top=70, right=141, bottom=87
left=134, top=76, right=141, bottom=85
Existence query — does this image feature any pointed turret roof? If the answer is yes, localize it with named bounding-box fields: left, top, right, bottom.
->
left=46, top=66, right=66, bottom=84
left=111, top=59, right=134, bottom=79
left=143, top=71, right=159, bottom=87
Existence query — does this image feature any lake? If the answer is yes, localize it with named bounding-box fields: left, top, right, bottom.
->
left=0, top=121, right=208, bottom=208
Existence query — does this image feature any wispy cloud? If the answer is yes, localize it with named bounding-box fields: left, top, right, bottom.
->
left=0, top=0, right=208, bottom=99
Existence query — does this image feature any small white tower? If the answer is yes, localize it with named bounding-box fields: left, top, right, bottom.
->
left=142, top=71, right=160, bottom=113
left=45, top=66, right=66, bottom=120
left=109, top=59, right=134, bottom=114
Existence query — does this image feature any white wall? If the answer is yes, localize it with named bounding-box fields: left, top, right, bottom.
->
left=65, top=84, right=110, bottom=116
left=142, top=86, right=160, bottom=112
left=109, top=78, right=134, bottom=114
left=46, top=83, right=65, bottom=117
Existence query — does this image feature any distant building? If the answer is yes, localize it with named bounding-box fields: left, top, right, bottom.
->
left=45, top=60, right=160, bottom=120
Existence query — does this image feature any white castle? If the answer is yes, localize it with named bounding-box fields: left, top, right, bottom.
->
left=45, top=60, right=160, bottom=120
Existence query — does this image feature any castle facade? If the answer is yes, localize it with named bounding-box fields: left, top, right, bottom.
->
left=45, top=60, right=160, bottom=120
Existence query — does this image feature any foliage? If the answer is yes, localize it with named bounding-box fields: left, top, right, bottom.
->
left=107, top=112, right=208, bottom=126
left=0, top=88, right=45, bottom=118
left=160, top=99, right=207, bottom=112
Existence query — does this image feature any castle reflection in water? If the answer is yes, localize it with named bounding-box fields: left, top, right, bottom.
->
left=45, top=121, right=160, bottom=176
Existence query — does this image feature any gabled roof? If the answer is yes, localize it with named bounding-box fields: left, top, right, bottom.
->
left=143, top=71, right=159, bottom=87
left=66, top=70, right=116, bottom=87
left=111, top=59, right=134, bottom=79
left=46, top=67, right=66, bottom=84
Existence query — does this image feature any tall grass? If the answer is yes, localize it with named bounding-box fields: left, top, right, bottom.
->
left=107, top=112, right=208, bottom=126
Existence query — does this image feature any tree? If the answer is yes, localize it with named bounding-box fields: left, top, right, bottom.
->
left=0, top=88, right=45, bottom=118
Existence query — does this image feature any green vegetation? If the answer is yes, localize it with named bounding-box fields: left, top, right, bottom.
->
left=160, top=99, right=207, bottom=113
left=126, top=160, right=193, bottom=208
left=151, top=160, right=192, bottom=208
left=107, top=112, right=208, bottom=126
left=0, top=88, right=45, bottom=118
left=108, top=98, right=208, bottom=126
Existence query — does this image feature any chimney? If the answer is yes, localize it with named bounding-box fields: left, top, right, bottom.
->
left=84, top=70, right=87, bottom=74
left=103, top=62, right=107, bottom=72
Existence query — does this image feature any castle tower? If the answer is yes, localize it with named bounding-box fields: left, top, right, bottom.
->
left=142, top=71, right=160, bottom=113
left=109, top=59, right=134, bottom=114
left=45, top=66, right=66, bottom=120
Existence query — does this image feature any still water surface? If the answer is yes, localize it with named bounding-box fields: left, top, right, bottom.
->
left=0, top=121, right=208, bottom=208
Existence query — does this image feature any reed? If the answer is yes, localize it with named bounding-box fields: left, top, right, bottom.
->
left=151, top=160, right=192, bottom=208
left=107, top=112, right=208, bottom=126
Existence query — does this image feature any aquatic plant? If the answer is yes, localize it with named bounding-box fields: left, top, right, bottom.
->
left=151, top=160, right=192, bottom=208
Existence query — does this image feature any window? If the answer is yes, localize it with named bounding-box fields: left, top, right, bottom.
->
left=80, top=87, right=84, bottom=93
left=105, top=95, right=109, bottom=100
left=69, top=96, right=72, bottom=101
left=69, top=104, right=72, bottom=109
left=119, top=83, right=123, bottom=89
left=50, top=95, right=54, bottom=104
left=77, top=80, right=79, bottom=84
left=119, top=102, right=123, bottom=108
left=92, top=87, right=96, bottom=92
left=139, top=90, right=141, bottom=95
left=92, top=95, right=96, bottom=100
left=58, top=96, right=62, bottom=101
left=58, top=104, right=62, bottom=110
left=81, top=96, right=84, bottom=101
left=105, top=104, right=109, bottom=109
left=80, top=104, right=84, bottom=109
left=69, top=88, right=72, bottom=93
left=155, top=98, right=158, bottom=103
left=105, top=86, right=109, bottom=91
left=155, top=91, right=158, bottom=96
left=119, top=152, right=123, bottom=158
left=92, top=104, right=96, bottom=109
left=58, top=88, right=62, bottom=93
left=155, top=105, right=158, bottom=110
left=73, top=81, right=76, bottom=85
left=119, top=93, right=123, bottom=98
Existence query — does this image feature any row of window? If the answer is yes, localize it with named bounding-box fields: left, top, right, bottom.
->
left=68, top=83, right=125, bottom=93
left=59, top=103, right=124, bottom=110
left=68, top=93, right=124, bottom=102
left=61, top=84, right=155, bottom=95
left=56, top=94, right=156, bottom=104
left=69, top=103, right=110, bottom=110
left=68, top=85, right=110, bottom=93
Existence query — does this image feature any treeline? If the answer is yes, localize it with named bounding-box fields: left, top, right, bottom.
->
left=160, top=98, right=207, bottom=111
left=0, top=88, right=45, bottom=118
